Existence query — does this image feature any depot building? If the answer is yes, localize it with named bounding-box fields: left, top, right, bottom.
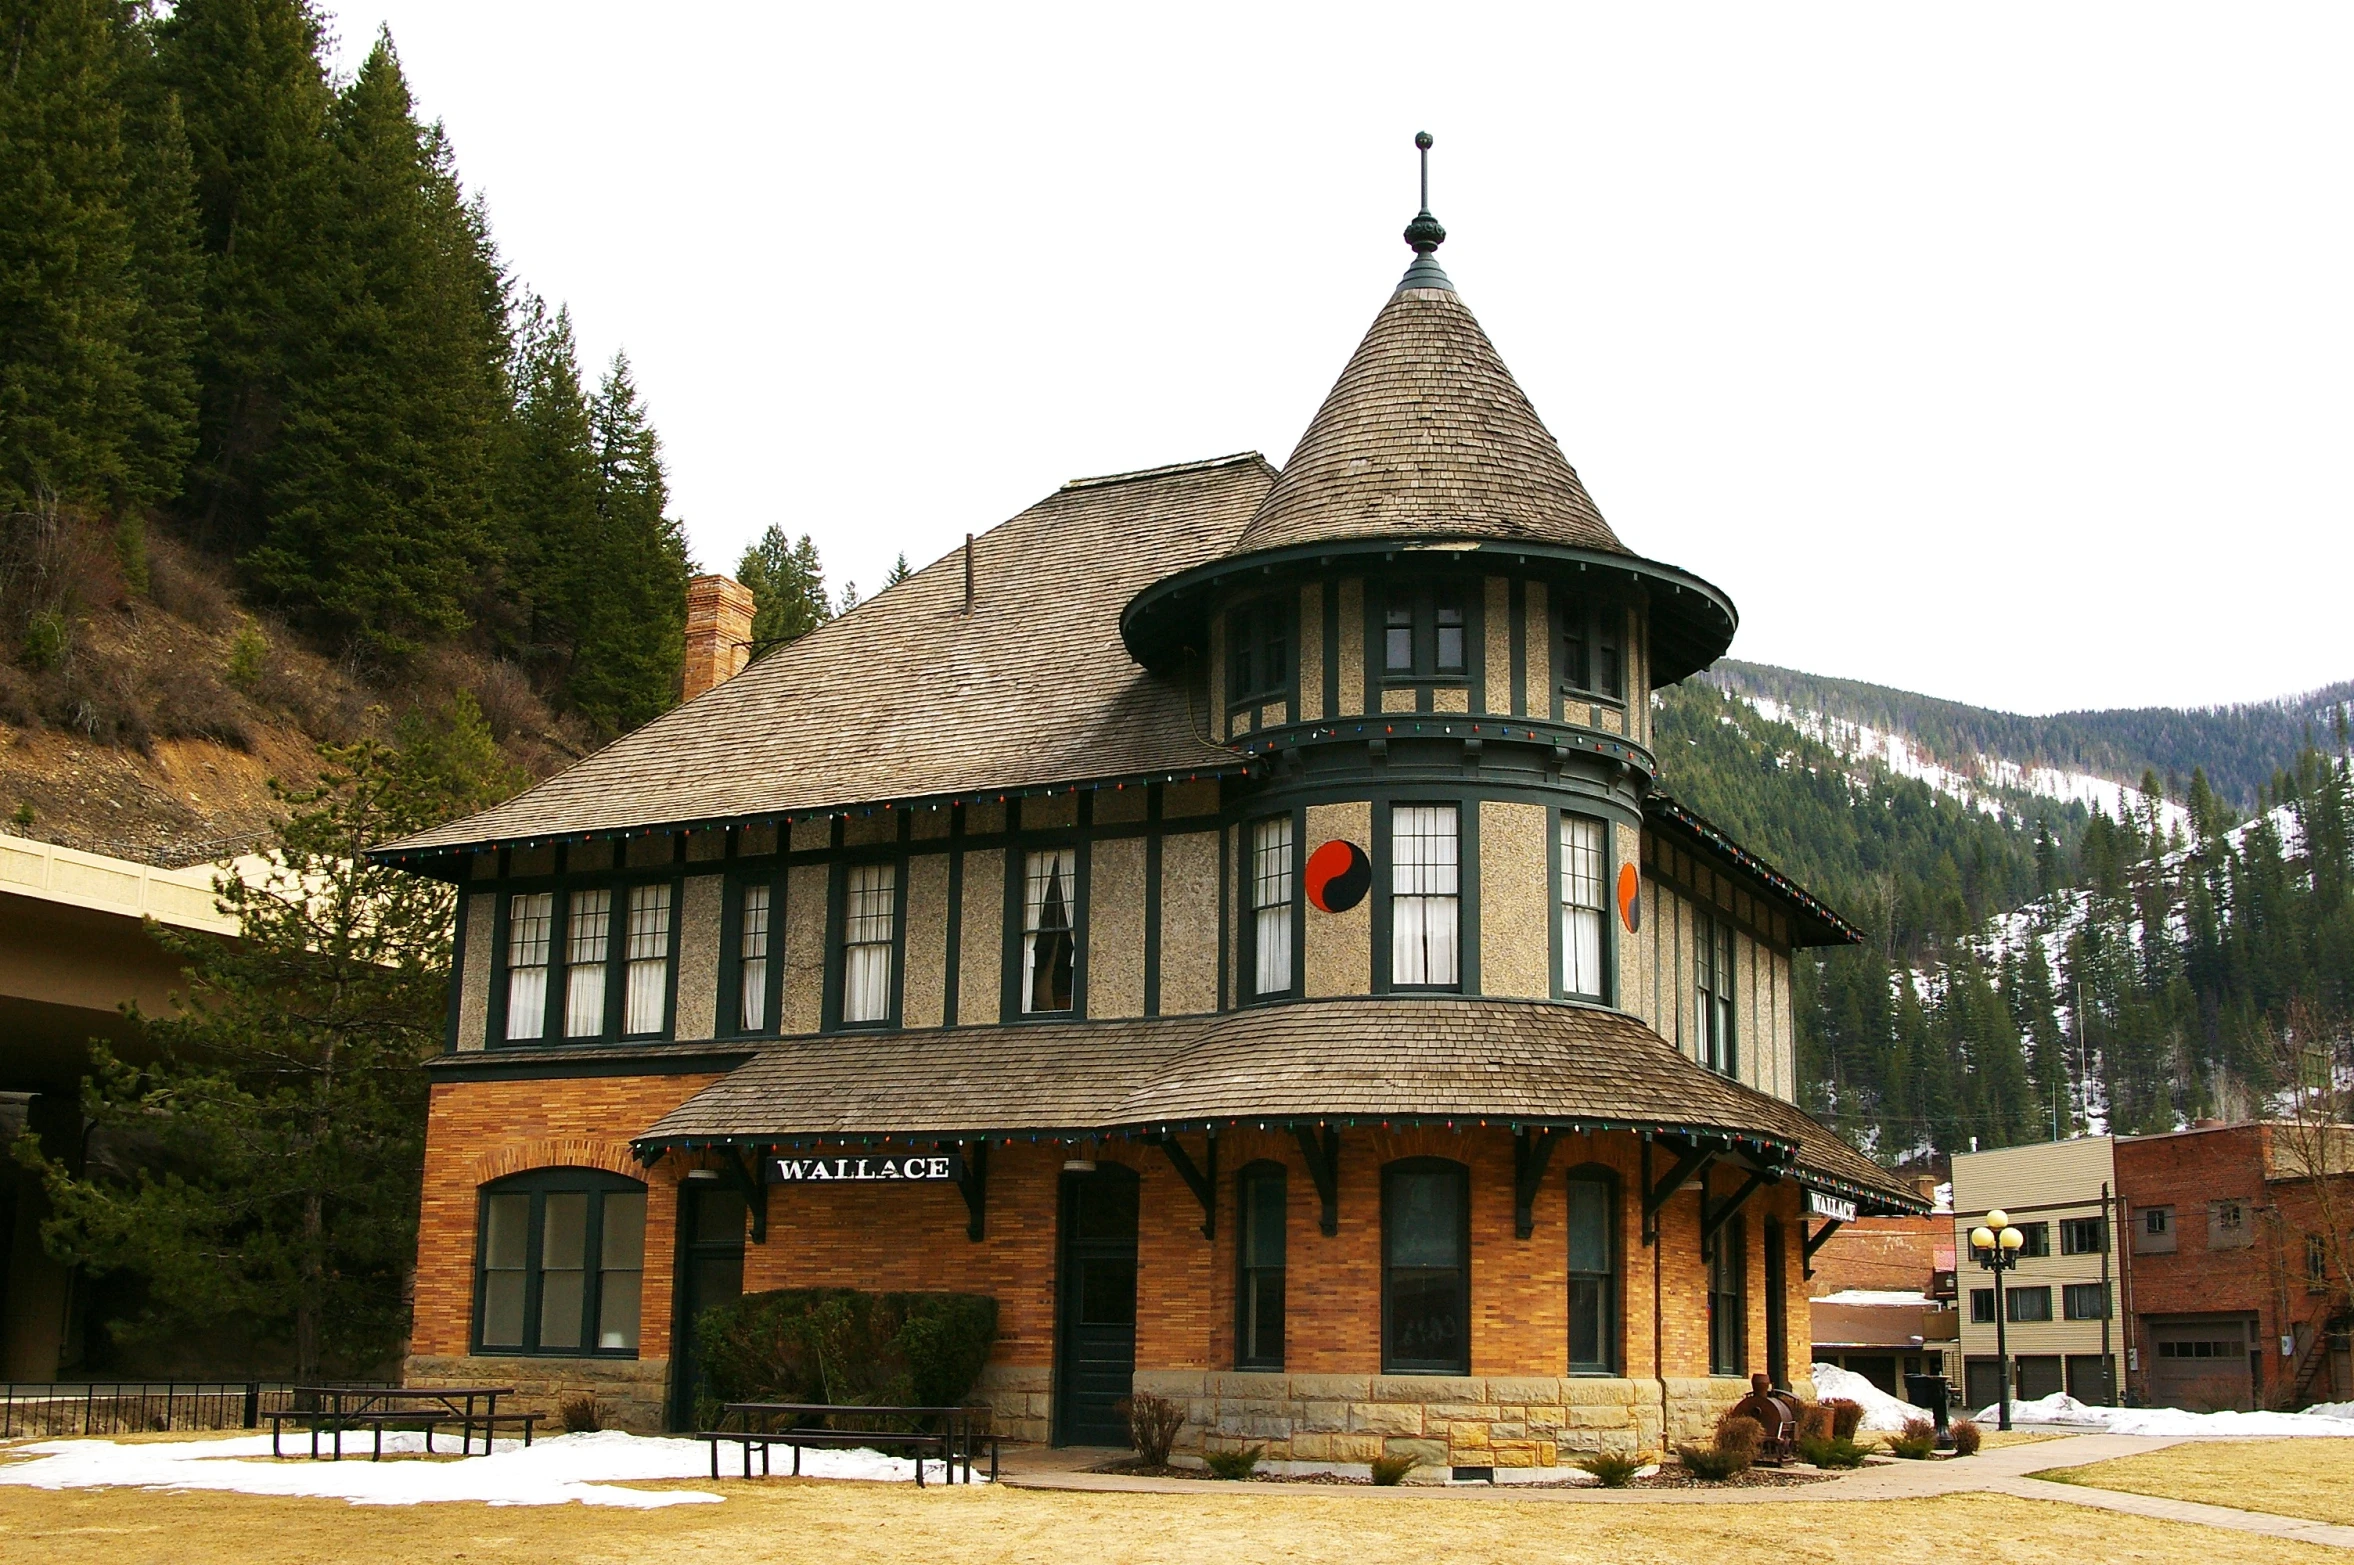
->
left=381, top=173, right=1921, bottom=1474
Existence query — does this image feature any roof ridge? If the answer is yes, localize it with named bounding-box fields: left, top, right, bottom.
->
left=1060, top=452, right=1267, bottom=492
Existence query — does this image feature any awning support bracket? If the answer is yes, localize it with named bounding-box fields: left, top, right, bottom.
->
left=1700, top=1168, right=1769, bottom=1253
left=722, top=1145, right=769, bottom=1244
left=1642, top=1138, right=1717, bottom=1245
left=1153, top=1135, right=1217, bottom=1240
left=1295, top=1126, right=1340, bottom=1237
left=1802, top=1215, right=1844, bottom=1280
left=955, top=1140, right=988, bottom=1242
left=1513, top=1129, right=1561, bottom=1240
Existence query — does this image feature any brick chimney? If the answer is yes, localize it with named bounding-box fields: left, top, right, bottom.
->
left=683, top=574, right=755, bottom=702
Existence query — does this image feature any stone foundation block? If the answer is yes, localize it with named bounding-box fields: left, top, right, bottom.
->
left=1287, top=1374, right=1373, bottom=1401
left=1381, top=1437, right=1448, bottom=1469
left=1300, top=1401, right=1350, bottom=1433
left=1348, top=1401, right=1423, bottom=1436
left=1373, top=1375, right=1482, bottom=1403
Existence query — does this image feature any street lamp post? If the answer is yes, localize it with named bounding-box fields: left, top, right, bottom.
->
left=1970, top=1210, right=2026, bottom=1432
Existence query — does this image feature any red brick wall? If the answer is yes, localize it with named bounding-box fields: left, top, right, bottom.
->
left=1807, top=1216, right=1947, bottom=1298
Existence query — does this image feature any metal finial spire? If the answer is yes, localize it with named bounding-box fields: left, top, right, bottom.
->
left=1399, top=130, right=1453, bottom=292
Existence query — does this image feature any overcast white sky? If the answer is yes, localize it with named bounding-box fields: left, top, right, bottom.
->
left=318, top=3, right=2350, bottom=716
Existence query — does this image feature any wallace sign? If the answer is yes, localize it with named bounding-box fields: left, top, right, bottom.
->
left=769, top=1153, right=965, bottom=1185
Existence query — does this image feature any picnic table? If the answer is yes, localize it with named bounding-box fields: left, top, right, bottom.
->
left=701, top=1402, right=997, bottom=1486
left=270, top=1384, right=538, bottom=1461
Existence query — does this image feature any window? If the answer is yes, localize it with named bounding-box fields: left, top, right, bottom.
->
left=1566, top=1171, right=1617, bottom=1374
left=1390, top=805, right=1459, bottom=988
left=1236, top=1163, right=1286, bottom=1370
left=2208, top=1199, right=2253, bottom=1250
left=2063, top=1283, right=2109, bottom=1321
left=474, top=1171, right=647, bottom=1355
left=1021, top=848, right=1076, bottom=1014
left=1970, top=1287, right=1997, bottom=1324
left=2136, top=1205, right=2176, bottom=1255
left=622, top=883, right=671, bottom=1036
left=2310, top=1234, right=2330, bottom=1289
left=1707, top=1214, right=1745, bottom=1374
left=1229, top=599, right=1289, bottom=703
left=1382, top=1160, right=1468, bottom=1374
left=2158, top=1338, right=2243, bottom=1359
left=2145, top=1208, right=2170, bottom=1234
left=2007, top=1286, right=2053, bottom=1323
left=1559, top=601, right=1624, bottom=701
left=563, top=889, right=612, bottom=1037
left=1560, top=815, right=1606, bottom=999
left=504, top=891, right=553, bottom=1041
left=842, top=863, right=896, bottom=1024
left=737, top=882, right=771, bottom=1032
left=2014, top=1221, right=2050, bottom=1259
left=2060, top=1216, right=2106, bottom=1256
left=1251, top=817, right=1294, bottom=998
left=1695, top=912, right=1735, bottom=1075
left=1382, top=587, right=1467, bottom=679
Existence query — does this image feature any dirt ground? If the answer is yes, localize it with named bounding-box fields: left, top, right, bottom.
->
left=2037, top=1438, right=2354, bottom=1527
left=0, top=1476, right=2338, bottom=1565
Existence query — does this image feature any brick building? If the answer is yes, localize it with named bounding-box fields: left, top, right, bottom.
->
left=377, top=161, right=1919, bottom=1475
left=1804, top=1198, right=1959, bottom=1396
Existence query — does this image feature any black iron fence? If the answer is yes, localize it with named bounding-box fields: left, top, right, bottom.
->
left=0, top=1381, right=392, bottom=1439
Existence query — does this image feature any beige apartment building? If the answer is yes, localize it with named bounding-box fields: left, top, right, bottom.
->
left=1949, top=1137, right=2125, bottom=1409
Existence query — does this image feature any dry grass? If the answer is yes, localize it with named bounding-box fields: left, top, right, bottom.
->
left=0, top=1477, right=2337, bottom=1565
left=2037, top=1439, right=2354, bottom=1527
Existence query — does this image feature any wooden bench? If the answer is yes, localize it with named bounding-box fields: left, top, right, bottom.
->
left=268, top=1409, right=542, bottom=1460
left=700, top=1403, right=997, bottom=1487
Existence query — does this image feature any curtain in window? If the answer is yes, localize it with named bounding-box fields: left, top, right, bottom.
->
left=1390, top=805, right=1458, bottom=987
left=1560, top=816, right=1605, bottom=998
left=597, top=1191, right=646, bottom=1349
left=622, top=884, right=671, bottom=1035
left=1022, top=848, right=1076, bottom=1013
left=504, top=892, right=552, bottom=1040
left=478, top=1191, right=530, bottom=1346
left=475, top=1178, right=649, bottom=1356
left=1252, top=817, right=1294, bottom=997
left=538, top=1191, right=589, bottom=1349
left=843, top=863, right=896, bottom=1023
left=738, top=883, right=770, bottom=1032
left=563, top=890, right=611, bottom=1037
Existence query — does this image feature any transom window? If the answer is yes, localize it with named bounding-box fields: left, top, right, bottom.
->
left=1236, top=1163, right=1286, bottom=1370
left=504, top=892, right=553, bottom=1041
left=1694, top=912, right=1735, bottom=1075
left=1391, top=805, right=1459, bottom=989
left=1383, top=587, right=1468, bottom=679
left=842, top=863, right=896, bottom=1024
left=1707, top=1213, right=1745, bottom=1374
left=1022, top=847, right=1077, bottom=1014
left=737, top=882, right=771, bottom=1032
left=1229, top=598, right=1290, bottom=704
left=1382, top=1159, right=1469, bottom=1374
left=474, top=1170, right=646, bottom=1356
left=564, top=888, right=612, bottom=1037
left=1566, top=1170, right=1618, bottom=1374
left=1560, top=815, right=1606, bottom=1000
left=1251, top=816, right=1295, bottom=999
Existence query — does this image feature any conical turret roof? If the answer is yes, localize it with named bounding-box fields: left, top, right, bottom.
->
left=1229, top=281, right=1628, bottom=559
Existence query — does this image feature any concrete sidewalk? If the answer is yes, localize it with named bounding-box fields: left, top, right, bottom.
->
left=997, top=1434, right=2354, bottom=1550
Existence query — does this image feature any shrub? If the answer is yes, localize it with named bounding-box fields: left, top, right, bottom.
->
left=226, top=624, right=268, bottom=690
left=693, top=1288, right=999, bottom=1430
left=1115, top=1392, right=1185, bottom=1467
left=1823, top=1399, right=1866, bottom=1441
left=1798, top=1433, right=1869, bottom=1469
left=1203, top=1444, right=1264, bottom=1480
left=1886, top=1418, right=1936, bottom=1459
left=22, top=610, right=69, bottom=672
left=1573, top=1450, right=1645, bottom=1487
left=1949, top=1418, right=1982, bottom=1457
left=559, top=1394, right=604, bottom=1433
left=1676, top=1415, right=1761, bottom=1481
left=1796, top=1402, right=1834, bottom=1443
left=1370, top=1452, right=1416, bottom=1486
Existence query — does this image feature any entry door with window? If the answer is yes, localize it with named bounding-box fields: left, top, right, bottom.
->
left=669, top=1184, right=745, bottom=1429
left=1055, top=1164, right=1139, bottom=1446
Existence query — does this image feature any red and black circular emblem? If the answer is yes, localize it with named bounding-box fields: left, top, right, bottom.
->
left=1617, top=862, right=1641, bottom=933
left=1305, top=840, right=1371, bottom=914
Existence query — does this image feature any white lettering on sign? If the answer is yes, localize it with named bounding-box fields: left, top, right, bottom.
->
left=1806, top=1191, right=1858, bottom=1224
left=769, top=1154, right=962, bottom=1185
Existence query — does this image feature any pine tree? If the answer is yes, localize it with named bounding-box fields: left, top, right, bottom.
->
left=736, top=523, right=830, bottom=658
left=496, top=296, right=597, bottom=668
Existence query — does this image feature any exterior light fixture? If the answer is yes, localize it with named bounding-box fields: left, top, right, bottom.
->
left=1970, top=1209, right=2025, bottom=1431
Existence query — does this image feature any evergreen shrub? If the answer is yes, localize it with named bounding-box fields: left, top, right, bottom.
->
left=1203, top=1444, right=1264, bottom=1480
left=1676, top=1415, right=1761, bottom=1481
left=692, top=1288, right=998, bottom=1431
left=1572, top=1450, right=1645, bottom=1487
left=1370, top=1452, right=1416, bottom=1486
left=1798, top=1433, right=1869, bottom=1469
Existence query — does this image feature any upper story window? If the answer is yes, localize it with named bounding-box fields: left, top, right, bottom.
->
left=1251, top=816, right=1295, bottom=999
left=1236, top=1162, right=1286, bottom=1370
left=504, top=892, right=553, bottom=1041
left=1561, top=815, right=1606, bottom=1000
left=475, top=1169, right=646, bottom=1356
left=2063, top=1282, right=2109, bottom=1320
left=1566, top=1169, right=1619, bottom=1374
left=1560, top=599, right=1624, bottom=701
left=1390, top=804, right=1459, bottom=989
left=563, top=889, right=612, bottom=1037
left=737, top=882, right=771, bottom=1032
left=2136, top=1204, right=2176, bottom=1255
left=1694, top=911, right=1735, bottom=1076
left=622, top=884, right=671, bottom=1036
left=2007, top=1285, right=2053, bottom=1323
left=1382, top=1158, right=1469, bottom=1375
left=2013, top=1221, right=2051, bottom=1259
left=2059, top=1216, right=2106, bottom=1255
left=1383, top=586, right=1468, bottom=679
left=842, top=863, right=896, bottom=1025
left=1229, top=598, right=1289, bottom=704
left=1022, top=847, right=1077, bottom=1014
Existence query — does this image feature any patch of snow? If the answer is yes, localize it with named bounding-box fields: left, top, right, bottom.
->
left=0, top=1429, right=975, bottom=1507
left=1932, top=1181, right=1953, bottom=1214
left=1808, top=1362, right=1928, bottom=1432
left=1815, top=1290, right=1935, bottom=1307
left=1977, top=1392, right=2354, bottom=1437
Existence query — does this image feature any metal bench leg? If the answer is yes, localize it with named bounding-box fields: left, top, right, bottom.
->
left=793, top=1445, right=801, bottom=1477
left=373, top=1424, right=382, bottom=1462
left=761, top=1443, right=770, bottom=1477
left=710, top=1442, right=719, bottom=1481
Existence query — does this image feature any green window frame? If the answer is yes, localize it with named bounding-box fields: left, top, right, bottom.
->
left=1381, top=1158, right=1470, bottom=1374
left=1228, top=597, right=1291, bottom=706
left=1235, top=1161, right=1287, bottom=1370
left=1706, top=1212, right=1745, bottom=1375
left=473, top=1169, right=647, bottom=1357
left=1565, top=1165, right=1619, bottom=1374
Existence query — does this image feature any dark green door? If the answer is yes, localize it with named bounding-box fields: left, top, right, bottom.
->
left=669, top=1184, right=745, bottom=1429
left=1055, top=1164, right=1139, bottom=1446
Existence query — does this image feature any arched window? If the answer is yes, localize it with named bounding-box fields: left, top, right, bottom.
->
left=1564, top=1165, right=1620, bottom=1374
left=474, top=1169, right=647, bottom=1357
left=1382, top=1158, right=1469, bottom=1374
left=1235, top=1161, right=1287, bottom=1369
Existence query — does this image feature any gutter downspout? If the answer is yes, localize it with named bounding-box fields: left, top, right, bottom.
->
left=2100, top=1181, right=2115, bottom=1405
left=1648, top=1137, right=1668, bottom=1447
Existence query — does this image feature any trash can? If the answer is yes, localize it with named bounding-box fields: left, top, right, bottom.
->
left=1905, top=1372, right=1952, bottom=1449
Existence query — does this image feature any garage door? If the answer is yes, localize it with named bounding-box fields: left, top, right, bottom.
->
left=2148, top=1319, right=2252, bottom=1413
